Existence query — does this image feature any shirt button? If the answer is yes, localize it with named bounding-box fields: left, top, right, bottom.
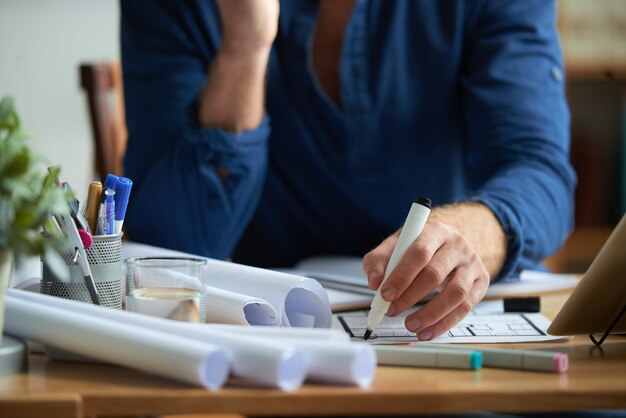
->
left=357, top=154, right=368, bottom=167
left=550, top=66, right=563, bottom=82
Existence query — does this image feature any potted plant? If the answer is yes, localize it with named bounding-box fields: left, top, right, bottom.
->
left=0, top=96, right=71, bottom=344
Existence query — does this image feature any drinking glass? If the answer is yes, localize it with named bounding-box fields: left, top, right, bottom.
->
left=125, top=256, right=207, bottom=323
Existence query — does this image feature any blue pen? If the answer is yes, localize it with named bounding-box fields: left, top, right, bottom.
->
left=97, top=188, right=116, bottom=235
left=113, top=177, right=132, bottom=234
left=103, top=173, right=119, bottom=191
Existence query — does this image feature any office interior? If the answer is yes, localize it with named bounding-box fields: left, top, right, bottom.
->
left=2, top=0, right=624, bottom=275
left=1, top=1, right=626, bottom=417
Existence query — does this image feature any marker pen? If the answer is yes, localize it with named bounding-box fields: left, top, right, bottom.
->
left=84, top=180, right=102, bottom=233
left=410, top=343, right=568, bottom=373
left=374, top=345, right=481, bottom=370
left=364, top=197, right=431, bottom=340
left=113, top=177, right=132, bottom=234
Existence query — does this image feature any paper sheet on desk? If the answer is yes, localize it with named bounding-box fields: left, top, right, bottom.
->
left=291, top=256, right=578, bottom=304
left=333, top=301, right=566, bottom=344
left=122, top=242, right=332, bottom=328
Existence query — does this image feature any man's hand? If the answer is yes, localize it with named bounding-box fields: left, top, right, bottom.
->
left=362, top=202, right=506, bottom=340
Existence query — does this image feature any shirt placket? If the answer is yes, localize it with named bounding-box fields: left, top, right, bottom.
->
left=340, top=0, right=373, bottom=175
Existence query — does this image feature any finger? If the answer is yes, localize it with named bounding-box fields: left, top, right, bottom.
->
left=402, top=264, right=476, bottom=332
left=415, top=273, right=490, bottom=341
left=379, top=224, right=445, bottom=302
left=389, top=241, right=466, bottom=316
left=362, top=231, right=399, bottom=290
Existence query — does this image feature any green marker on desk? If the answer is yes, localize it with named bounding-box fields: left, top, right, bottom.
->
left=410, top=343, right=568, bottom=373
left=375, top=345, right=482, bottom=370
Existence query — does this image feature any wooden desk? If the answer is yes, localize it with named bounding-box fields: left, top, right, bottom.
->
left=1, top=292, right=626, bottom=417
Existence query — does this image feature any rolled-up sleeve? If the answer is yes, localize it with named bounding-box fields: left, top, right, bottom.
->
left=462, top=0, right=576, bottom=280
left=121, top=0, right=270, bottom=259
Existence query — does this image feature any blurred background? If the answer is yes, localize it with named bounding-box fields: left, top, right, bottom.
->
left=0, top=0, right=624, bottom=273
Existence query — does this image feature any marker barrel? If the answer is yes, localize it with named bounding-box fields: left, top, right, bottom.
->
left=366, top=197, right=431, bottom=335
left=375, top=345, right=482, bottom=370
left=410, top=343, right=568, bottom=373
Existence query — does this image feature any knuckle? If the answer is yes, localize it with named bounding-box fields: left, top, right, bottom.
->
left=392, top=270, right=414, bottom=287
left=410, top=241, right=432, bottom=262
left=422, top=263, right=447, bottom=285
left=459, top=300, right=474, bottom=315
left=448, top=280, right=470, bottom=302
left=420, top=267, right=442, bottom=289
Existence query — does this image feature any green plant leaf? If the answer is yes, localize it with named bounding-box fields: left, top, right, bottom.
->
left=0, top=95, right=72, bottom=260
left=44, top=247, right=70, bottom=282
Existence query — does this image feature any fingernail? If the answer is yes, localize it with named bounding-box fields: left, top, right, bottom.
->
left=387, top=305, right=397, bottom=316
left=406, top=318, right=421, bottom=332
left=381, top=288, right=396, bottom=301
left=418, top=329, right=433, bottom=341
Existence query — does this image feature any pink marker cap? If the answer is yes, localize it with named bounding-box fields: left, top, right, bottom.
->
left=78, top=229, right=93, bottom=250
left=553, top=352, right=569, bottom=373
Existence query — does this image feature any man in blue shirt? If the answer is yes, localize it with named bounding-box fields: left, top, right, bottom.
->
left=121, top=0, right=575, bottom=340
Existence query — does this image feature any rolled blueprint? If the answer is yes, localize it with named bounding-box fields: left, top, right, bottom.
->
left=205, top=323, right=350, bottom=341
left=4, top=295, right=229, bottom=390
left=264, top=337, right=376, bottom=388
left=8, top=289, right=307, bottom=390
left=121, top=242, right=333, bottom=328
left=205, top=286, right=280, bottom=326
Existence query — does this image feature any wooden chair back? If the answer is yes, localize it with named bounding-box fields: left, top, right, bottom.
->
left=79, top=61, right=127, bottom=180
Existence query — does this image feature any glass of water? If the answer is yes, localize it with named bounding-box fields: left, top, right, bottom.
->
left=125, top=257, right=207, bottom=323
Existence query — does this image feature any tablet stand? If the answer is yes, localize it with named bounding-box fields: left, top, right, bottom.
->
left=589, top=302, right=626, bottom=347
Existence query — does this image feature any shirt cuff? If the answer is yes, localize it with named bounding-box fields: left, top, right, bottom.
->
left=186, top=103, right=271, bottom=155
left=467, top=195, right=523, bottom=282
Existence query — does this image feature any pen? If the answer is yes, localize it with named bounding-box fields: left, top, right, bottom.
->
left=113, top=177, right=132, bottom=234
left=409, top=343, right=568, bottom=373
left=62, top=182, right=91, bottom=234
left=101, top=188, right=116, bottom=235
left=374, top=345, right=482, bottom=370
left=103, top=173, right=119, bottom=190
left=84, top=180, right=102, bottom=233
left=60, top=211, right=101, bottom=305
left=364, top=197, right=432, bottom=340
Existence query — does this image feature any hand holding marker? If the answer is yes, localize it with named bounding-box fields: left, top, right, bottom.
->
left=364, top=197, right=432, bottom=340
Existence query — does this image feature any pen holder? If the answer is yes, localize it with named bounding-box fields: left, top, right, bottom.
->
left=41, top=233, right=123, bottom=309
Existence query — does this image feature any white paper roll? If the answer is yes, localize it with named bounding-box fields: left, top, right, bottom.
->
left=8, top=290, right=307, bottom=390
left=267, top=338, right=376, bottom=388
left=204, top=323, right=350, bottom=341
left=4, top=296, right=229, bottom=390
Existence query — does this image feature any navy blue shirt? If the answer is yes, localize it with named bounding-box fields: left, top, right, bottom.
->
left=121, top=0, right=575, bottom=279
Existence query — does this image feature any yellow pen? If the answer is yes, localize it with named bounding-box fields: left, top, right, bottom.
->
left=84, top=180, right=102, bottom=233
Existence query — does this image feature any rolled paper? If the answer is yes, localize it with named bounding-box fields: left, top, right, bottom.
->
left=8, top=290, right=307, bottom=390
left=5, top=296, right=229, bottom=390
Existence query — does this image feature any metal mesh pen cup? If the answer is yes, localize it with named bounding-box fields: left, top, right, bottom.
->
left=41, top=233, right=123, bottom=309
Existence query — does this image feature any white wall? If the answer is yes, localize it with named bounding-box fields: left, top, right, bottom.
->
left=0, top=0, right=119, bottom=200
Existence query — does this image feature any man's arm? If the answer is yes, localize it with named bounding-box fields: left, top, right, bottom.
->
left=121, top=0, right=279, bottom=258
left=363, top=0, right=574, bottom=341
left=198, top=0, right=279, bottom=132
